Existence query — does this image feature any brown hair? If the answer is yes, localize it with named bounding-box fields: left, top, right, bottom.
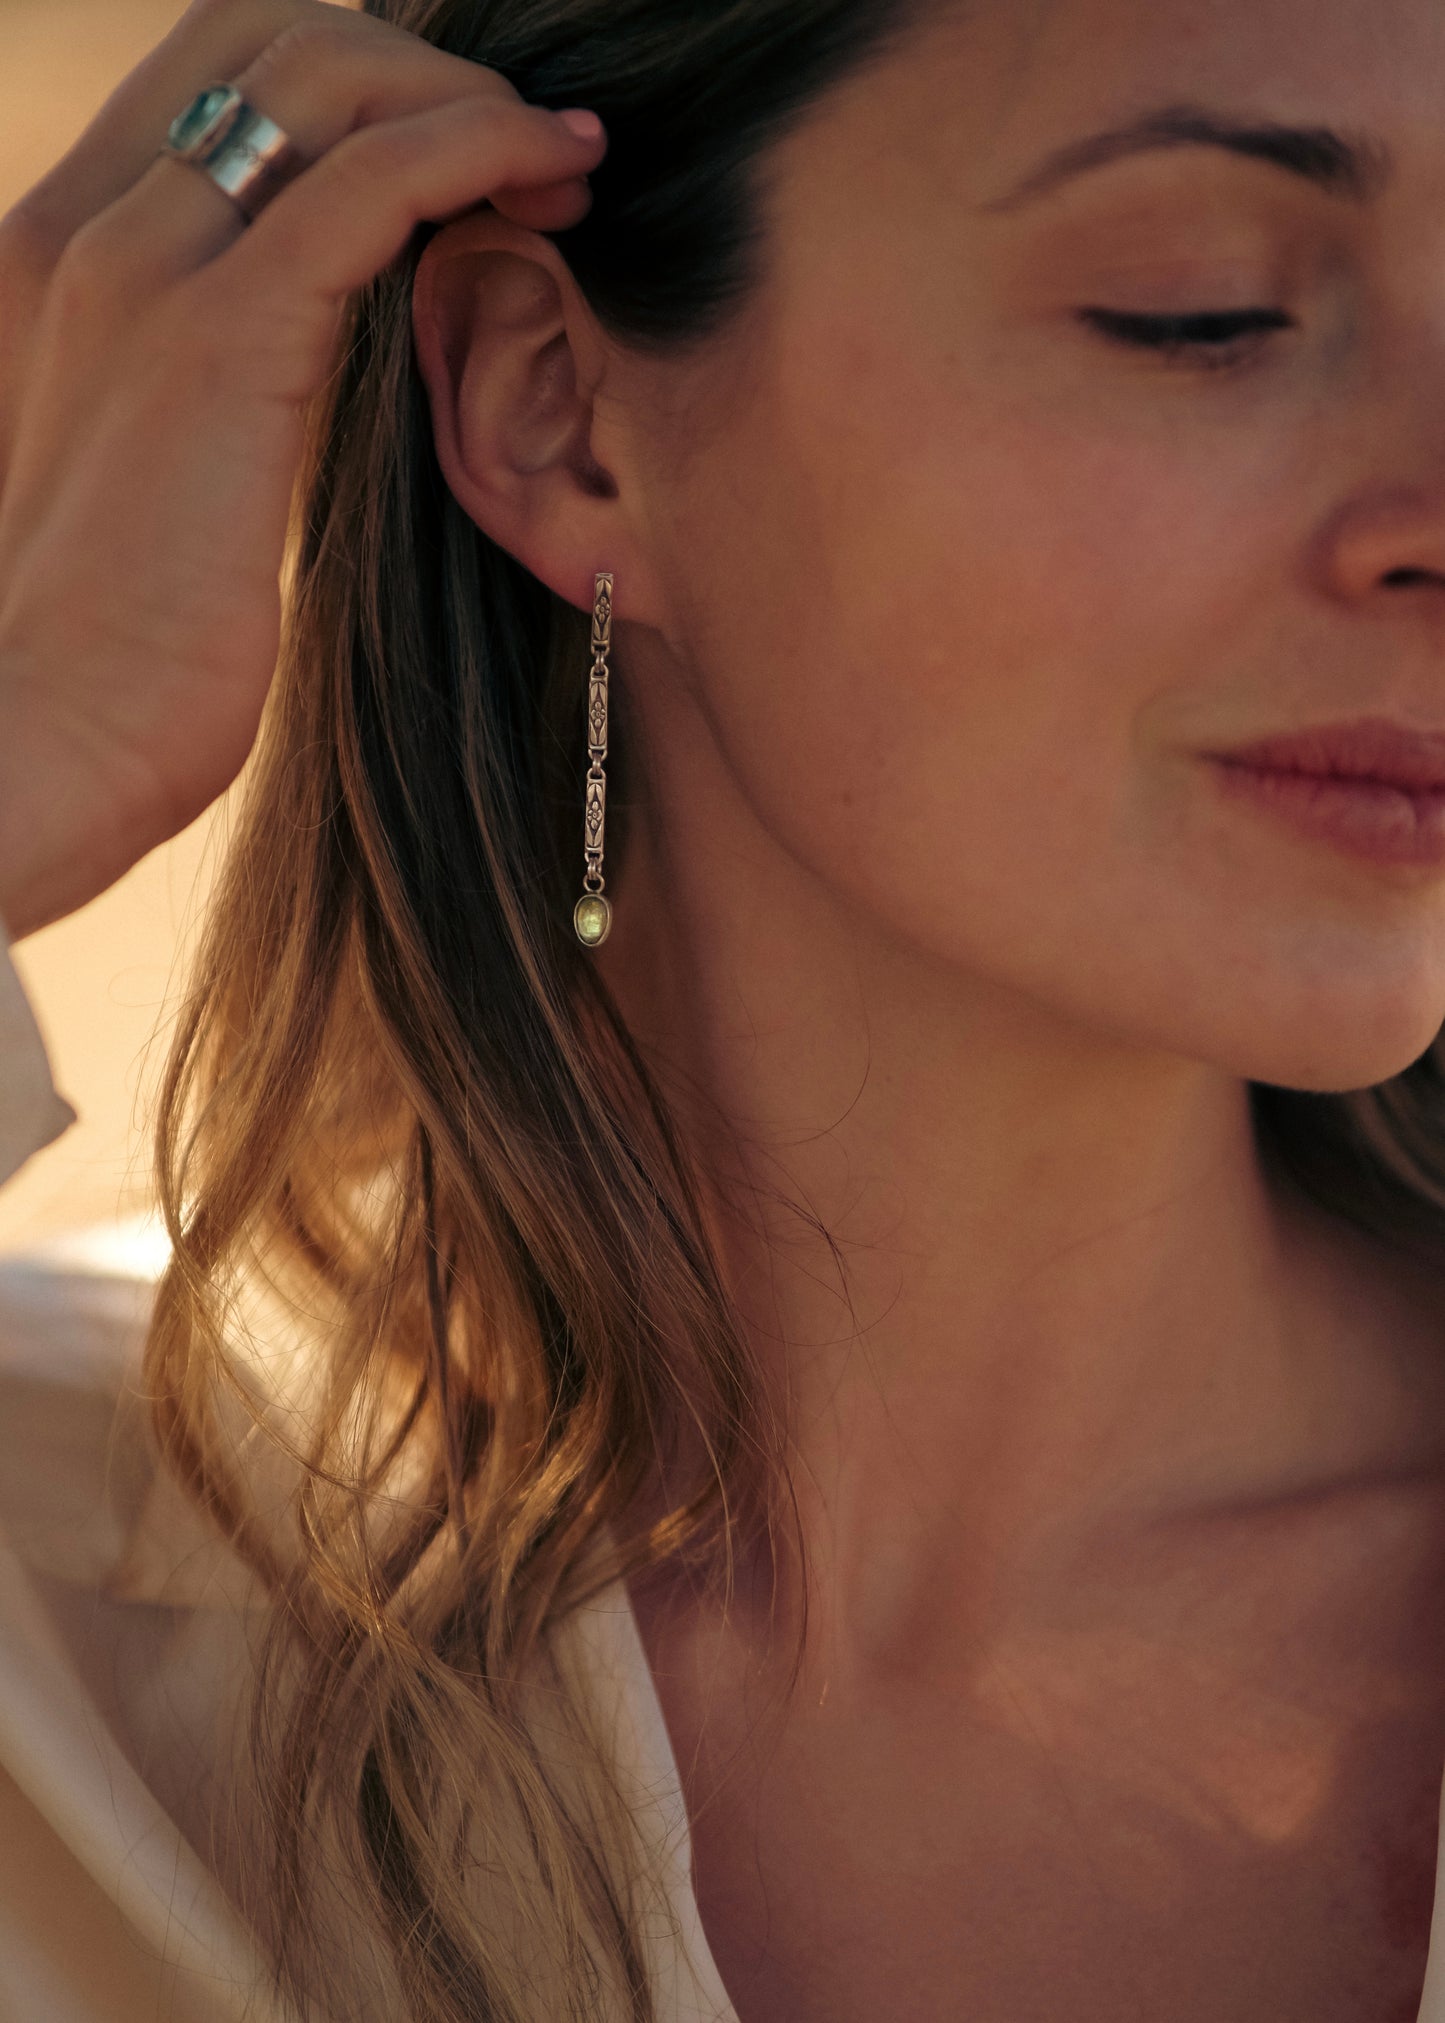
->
left=144, top=2, right=933, bottom=2019
left=142, top=0, right=1445, bottom=2017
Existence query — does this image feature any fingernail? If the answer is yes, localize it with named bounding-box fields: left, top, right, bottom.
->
left=556, top=108, right=605, bottom=142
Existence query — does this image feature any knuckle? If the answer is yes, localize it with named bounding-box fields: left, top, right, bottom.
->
left=177, top=0, right=250, bottom=31
left=164, top=267, right=334, bottom=395
left=0, top=195, right=65, bottom=290
left=450, top=64, right=524, bottom=113
left=145, top=276, right=243, bottom=385
left=248, top=10, right=354, bottom=80
left=340, top=117, right=431, bottom=181
left=49, top=216, right=132, bottom=307
left=180, top=0, right=276, bottom=26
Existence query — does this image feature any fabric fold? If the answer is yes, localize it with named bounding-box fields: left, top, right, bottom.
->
left=0, top=933, right=740, bottom=2019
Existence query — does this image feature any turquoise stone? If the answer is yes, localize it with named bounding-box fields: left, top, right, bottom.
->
left=573, top=894, right=612, bottom=948
left=167, top=87, right=237, bottom=159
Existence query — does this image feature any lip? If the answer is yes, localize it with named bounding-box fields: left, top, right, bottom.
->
left=1209, top=717, right=1445, bottom=792
left=1205, top=718, right=1445, bottom=869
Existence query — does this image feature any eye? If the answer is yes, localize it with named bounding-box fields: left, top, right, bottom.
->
left=1079, top=306, right=1294, bottom=367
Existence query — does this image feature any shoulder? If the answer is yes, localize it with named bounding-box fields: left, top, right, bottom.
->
left=0, top=1220, right=257, bottom=1609
left=0, top=1225, right=160, bottom=1583
left=0, top=1220, right=162, bottom=1403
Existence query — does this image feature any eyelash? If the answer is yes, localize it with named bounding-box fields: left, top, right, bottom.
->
left=1079, top=306, right=1294, bottom=368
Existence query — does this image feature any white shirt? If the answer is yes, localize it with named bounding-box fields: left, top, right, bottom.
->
left=0, top=944, right=736, bottom=2023
left=6, top=943, right=1445, bottom=2021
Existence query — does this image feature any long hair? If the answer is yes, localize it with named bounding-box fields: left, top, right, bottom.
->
left=142, top=0, right=1445, bottom=2017
left=143, top=3, right=934, bottom=2019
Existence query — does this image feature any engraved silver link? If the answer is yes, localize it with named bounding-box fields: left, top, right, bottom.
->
left=574, top=573, right=615, bottom=944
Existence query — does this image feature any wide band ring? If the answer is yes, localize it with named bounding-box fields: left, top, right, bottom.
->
left=162, top=84, right=304, bottom=224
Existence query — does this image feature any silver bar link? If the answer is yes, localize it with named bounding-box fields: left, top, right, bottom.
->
left=587, top=670, right=609, bottom=764
left=584, top=769, right=607, bottom=887
left=591, top=570, right=613, bottom=663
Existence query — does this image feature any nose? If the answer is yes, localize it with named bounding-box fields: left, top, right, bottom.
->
left=1314, top=482, right=1445, bottom=608
left=1311, top=316, right=1445, bottom=612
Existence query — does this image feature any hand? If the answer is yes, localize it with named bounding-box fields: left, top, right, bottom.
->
left=0, top=0, right=606, bottom=938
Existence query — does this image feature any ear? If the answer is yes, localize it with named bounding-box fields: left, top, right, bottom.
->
left=411, top=211, right=665, bottom=626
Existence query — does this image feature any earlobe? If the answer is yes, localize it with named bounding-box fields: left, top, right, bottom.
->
left=410, top=213, right=640, bottom=615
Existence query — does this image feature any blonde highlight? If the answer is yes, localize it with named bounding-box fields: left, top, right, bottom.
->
left=135, top=1, right=1445, bottom=2018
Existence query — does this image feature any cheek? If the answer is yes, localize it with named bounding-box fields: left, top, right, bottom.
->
left=681, top=336, right=1270, bottom=937
left=652, top=326, right=1445, bottom=1083
left=634, top=74, right=1445, bottom=1087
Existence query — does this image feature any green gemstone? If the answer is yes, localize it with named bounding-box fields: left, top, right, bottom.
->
left=574, top=894, right=612, bottom=948
left=167, top=87, right=237, bottom=158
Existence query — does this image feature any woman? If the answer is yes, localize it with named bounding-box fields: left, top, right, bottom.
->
left=3, top=0, right=1445, bottom=2014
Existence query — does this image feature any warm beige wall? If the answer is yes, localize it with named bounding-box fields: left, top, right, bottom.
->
left=0, top=0, right=222, bottom=1250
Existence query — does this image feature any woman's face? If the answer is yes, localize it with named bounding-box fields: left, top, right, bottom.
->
left=617, top=0, right=1445, bottom=1095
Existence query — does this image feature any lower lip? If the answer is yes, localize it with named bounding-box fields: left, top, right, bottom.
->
left=1207, top=760, right=1445, bottom=869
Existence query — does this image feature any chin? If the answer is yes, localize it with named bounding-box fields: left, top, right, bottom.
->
left=1226, top=1009, right=1445, bottom=1098
left=1155, top=908, right=1445, bottom=1096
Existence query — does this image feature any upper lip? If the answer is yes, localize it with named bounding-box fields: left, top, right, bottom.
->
left=1211, top=717, right=1445, bottom=792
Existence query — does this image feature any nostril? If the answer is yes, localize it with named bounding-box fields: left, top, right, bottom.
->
left=1382, top=566, right=1445, bottom=588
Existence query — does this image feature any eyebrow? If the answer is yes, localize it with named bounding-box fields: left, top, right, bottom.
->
left=982, top=103, right=1395, bottom=212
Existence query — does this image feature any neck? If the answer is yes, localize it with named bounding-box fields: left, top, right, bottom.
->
left=598, top=675, right=1438, bottom=1662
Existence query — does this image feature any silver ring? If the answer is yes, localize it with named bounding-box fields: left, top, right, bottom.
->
left=162, top=84, right=304, bottom=224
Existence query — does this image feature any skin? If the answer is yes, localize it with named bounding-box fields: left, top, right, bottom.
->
left=412, top=0, right=1445, bottom=2014
left=6, top=0, right=1445, bottom=2016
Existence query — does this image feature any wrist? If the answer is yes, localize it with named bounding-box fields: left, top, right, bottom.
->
left=0, top=655, right=115, bottom=938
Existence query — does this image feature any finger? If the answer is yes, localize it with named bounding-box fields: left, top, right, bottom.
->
left=232, top=94, right=605, bottom=305
left=488, top=176, right=597, bottom=234
left=71, top=13, right=598, bottom=287
left=7, top=0, right=303, bottom=261
left=152, top=96, right=605, bottom=401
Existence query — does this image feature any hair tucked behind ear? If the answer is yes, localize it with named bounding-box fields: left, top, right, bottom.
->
left=141, top=0, right=1445, bottom=2017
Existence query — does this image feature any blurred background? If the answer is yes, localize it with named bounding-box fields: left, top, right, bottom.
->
left=0, top=0, right=223, bottom=1256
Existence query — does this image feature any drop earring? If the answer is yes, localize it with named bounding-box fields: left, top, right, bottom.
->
left=573, top=570, right=614, bottom=949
